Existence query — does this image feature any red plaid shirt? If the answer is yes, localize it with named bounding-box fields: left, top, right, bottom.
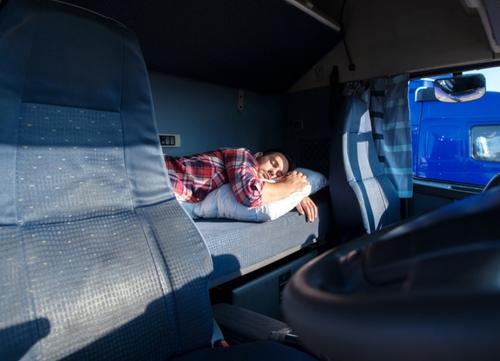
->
left=164, top=148, right=264, bottom=208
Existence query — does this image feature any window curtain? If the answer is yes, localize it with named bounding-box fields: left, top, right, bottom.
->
left=345, top=74, right=413, bottom=198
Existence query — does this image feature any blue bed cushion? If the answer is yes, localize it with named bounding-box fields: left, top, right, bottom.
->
left=195, top=197, right=331, bottom=286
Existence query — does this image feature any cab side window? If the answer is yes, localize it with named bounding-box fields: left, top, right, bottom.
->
left=471, top=125, right=500, bottom=162
left=409, top=66, right=500, bottom=187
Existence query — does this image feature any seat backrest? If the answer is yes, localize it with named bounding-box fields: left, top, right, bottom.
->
left=329, top=97, right=365, bottom=242
left=0, top=1, right=213, bottom=359
left=342, top=97, right=400, bottom=233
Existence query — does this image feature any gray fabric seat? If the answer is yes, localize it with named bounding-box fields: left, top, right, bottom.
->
left=342, top=97, right=400, bottom=233
left=0, top=1, right=316, bottom=360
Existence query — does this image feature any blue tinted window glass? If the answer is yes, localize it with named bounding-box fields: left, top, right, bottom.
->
left=472, top=125, right=500, bottom=162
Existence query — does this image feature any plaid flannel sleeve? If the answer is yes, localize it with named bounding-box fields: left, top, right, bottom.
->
left=223, top=148, right=263, bottom=208
left=164, top=156, right=192, bottom=202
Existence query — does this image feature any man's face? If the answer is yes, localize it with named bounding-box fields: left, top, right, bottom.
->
left=256, top=152, right=289, bottom=180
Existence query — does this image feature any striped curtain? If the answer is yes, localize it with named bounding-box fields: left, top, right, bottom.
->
left=370, top=74, right=413, bottom=198
left=344, top=74, right=413, bottom=198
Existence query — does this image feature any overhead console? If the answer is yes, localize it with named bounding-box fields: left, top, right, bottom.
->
left=64, top=0, right=342, bottom=93
left=464, top=0, right=500, bottom=54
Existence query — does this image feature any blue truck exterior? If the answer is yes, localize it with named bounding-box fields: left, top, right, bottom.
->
left=409, top=79, right=500, bottom=187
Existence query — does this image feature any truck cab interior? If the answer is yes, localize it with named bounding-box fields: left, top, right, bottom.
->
left=1, top=0, right=499, bottom=360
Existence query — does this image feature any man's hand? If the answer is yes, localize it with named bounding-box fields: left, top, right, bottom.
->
left=296, top=196, right=317, bottom=223
left=260, top=171, right=309, bottom=205
left=281, top=171, right=309, bottom=193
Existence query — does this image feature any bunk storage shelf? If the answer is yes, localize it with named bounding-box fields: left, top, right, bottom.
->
left=65, top=0, right=342, bottom=92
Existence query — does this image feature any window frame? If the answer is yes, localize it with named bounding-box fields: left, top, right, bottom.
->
left=470, top=124, right=500, bottom=163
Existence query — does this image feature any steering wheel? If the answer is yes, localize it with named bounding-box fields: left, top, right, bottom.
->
left=283, top=187, right=500, bottom=361
left=484, top=173, right=500, bottom=192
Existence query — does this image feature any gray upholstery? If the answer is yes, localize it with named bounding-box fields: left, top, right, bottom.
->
left=343, top=97, right=400, bottom=233
left=0, top=1, right=316, bottom=360
left=197, top=196, right=331, bottom=286
left=0, top=0, right=214, bottom=359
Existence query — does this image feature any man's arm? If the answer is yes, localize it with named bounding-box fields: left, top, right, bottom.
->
left=223, top=149, right=310, bottom=208
left=261, top=171, right=309, bottom=205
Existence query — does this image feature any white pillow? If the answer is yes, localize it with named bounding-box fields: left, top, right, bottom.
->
left=296, top=167, right=329, bottom=194
left=192, top=167, right=328, bottom=222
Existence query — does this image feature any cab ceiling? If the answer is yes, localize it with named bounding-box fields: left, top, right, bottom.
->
left=293, top=0, right=495, bottom=91
left=62, top=0, right=341, bottom=93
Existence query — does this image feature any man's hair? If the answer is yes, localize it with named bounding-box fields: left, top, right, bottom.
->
left=260, top=148, right=296, bottom=172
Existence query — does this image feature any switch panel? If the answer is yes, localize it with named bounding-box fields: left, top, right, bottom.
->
left=159, top=134, right=181, bottom=148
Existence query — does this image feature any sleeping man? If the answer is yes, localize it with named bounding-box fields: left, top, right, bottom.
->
left=164, top=148, right=318, bottom=222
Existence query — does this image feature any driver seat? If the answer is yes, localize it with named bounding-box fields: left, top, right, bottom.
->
left=0, top=1, right=314, bottom=360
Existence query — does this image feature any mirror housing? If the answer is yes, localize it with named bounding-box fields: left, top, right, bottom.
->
left=434, top=74, right=486, bottom=103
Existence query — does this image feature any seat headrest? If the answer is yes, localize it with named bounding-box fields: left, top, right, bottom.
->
left=0, top=0, right=173, bottom=225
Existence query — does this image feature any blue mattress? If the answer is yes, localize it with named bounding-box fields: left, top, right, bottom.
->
left=195, top=196, right=331, bottom=286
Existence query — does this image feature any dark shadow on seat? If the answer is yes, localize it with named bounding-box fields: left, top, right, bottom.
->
left=209, top=253, right=242, bottom=283
left=60, top=297, right=174, bottom=361
left=309, top=188, right=334, bottom=243
left=1, top=318, right=50, bottom=361
left=60, top=255, right=241, bottom=361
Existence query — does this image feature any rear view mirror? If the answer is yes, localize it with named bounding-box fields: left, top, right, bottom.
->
left=434, top=74, right=486, bottom=103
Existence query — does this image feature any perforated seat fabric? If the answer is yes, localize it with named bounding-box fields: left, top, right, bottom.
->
left=196, top=196, right=331, bottom=286
left=0, top=0, right=213, bottom=359
left=0, top=1, right=317, bottom=361
left=343, top=97, right=400, bottom=233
